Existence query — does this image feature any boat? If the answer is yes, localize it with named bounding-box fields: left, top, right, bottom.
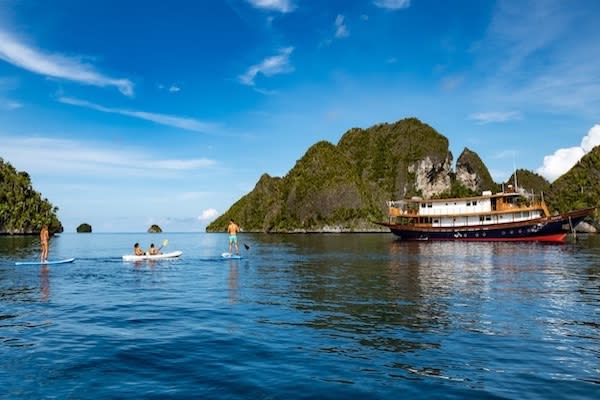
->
left=122, top=250, right=183, bottom=261
left=375, top=186, right=595, bottom=242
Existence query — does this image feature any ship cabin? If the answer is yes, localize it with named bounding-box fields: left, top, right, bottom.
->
left=387, top=189, right=551, bottom=228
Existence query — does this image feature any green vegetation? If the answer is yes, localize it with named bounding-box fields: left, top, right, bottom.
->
left=148, top=224, right=162, bottom=233
left=503, top=169, right=550, bottom=195
left=76, top=223, right=92, bottom=233
left=207, top=118, right=451, bottom=232
left=0, top=158, right=63, bottom=235
left=456, top=148, right=499, bottom=193
left=207, top=119, right=600, bottom=233
left=546, top=147, right=600, bottom=218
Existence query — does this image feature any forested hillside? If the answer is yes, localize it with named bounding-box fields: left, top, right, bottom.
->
left=0, top=158, right=63, bottom=234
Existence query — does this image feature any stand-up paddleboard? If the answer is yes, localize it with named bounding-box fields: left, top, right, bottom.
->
left=221, top=252, right=242, bottom=259
left=15, top=258, right=76, bottom=266
left=122, top=250, right=183, bottom=262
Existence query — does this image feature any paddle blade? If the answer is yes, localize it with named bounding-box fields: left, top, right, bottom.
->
left=244, top=243, right=250, bottom=250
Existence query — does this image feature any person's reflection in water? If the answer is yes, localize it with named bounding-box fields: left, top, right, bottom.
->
left=228, top=261, right=238, bottom=304
left=40, top=265, right=50, bottom=302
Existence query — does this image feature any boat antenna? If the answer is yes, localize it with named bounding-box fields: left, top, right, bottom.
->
left=512, top=152, right=518, bottom=190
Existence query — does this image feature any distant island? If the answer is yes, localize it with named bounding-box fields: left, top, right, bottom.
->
left=77, top=223, right=92, bottom=233
left=0, top=158, right=63, bottom=235
left=207, top=118, right=600, bottom=233
left=148, top=224, right=162, bottom=233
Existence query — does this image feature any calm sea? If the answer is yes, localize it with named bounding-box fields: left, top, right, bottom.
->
left=1, top=232, right=599, bottom=399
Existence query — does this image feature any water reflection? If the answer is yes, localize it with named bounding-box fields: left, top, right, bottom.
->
left=40, top=265, right=49, bottom=302
left=228, top=260, right=239, bottom=304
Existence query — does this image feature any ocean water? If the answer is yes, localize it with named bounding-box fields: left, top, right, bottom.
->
left=1, top=232, right=600, bottom=399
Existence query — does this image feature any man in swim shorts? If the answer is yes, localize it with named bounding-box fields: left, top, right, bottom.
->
left=227, top=219, right=240, bottom=255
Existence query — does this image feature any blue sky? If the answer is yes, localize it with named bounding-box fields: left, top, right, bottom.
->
left=1, top=0, right=600, bottom=233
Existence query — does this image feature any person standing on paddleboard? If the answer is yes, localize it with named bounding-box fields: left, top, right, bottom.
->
left=227, top=219, right=240, bottom=255
left=40, top=225, right=49, bottom=262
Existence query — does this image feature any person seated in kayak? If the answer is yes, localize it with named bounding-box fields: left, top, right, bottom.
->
left=148, top=243, right=162, bottom=255
left=134, top=243, right=145, bottom=256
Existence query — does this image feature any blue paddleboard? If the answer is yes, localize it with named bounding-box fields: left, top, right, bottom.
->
left=221, top=252, right=242, bottom=259
left=15, top=258, right=76, bottom=266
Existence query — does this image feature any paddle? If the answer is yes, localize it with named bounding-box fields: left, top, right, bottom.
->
left=158, top=239, right=168, bottom=251
left=243, top=243, right=250, bottom=250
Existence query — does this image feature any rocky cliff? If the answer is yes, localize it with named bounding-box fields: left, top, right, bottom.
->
left=206, top=118, right=600, bottom=233
left=207, top=118, right=454, bottom=232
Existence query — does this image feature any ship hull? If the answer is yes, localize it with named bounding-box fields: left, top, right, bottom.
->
left=378, top=208, right=593, bottom=243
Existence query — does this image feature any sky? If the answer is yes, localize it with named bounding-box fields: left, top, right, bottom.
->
left=1, top=0, right=600, bottom=233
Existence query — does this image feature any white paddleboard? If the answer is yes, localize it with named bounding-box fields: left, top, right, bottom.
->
left=15, top=258, right=76, bottom=266
left=221, top=252, right=242, bottom=259
left=122, top=250, right=183, bottom=261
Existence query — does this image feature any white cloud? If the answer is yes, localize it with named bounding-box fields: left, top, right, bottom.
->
left=1, top=135, right=217, bottom=178
left=198, top=208, right=219, bottom=222
left=373, top=0, right=411, bottom=10
left=537, top=124, right=600, bottom=181
left=238, top=47, right=294, bottom=86
left=58, top=97, right=216, bottom=133
left=246, top=0, right=295, bottom=13
left=335, top=15, right=349, bottom=38
left=0, top=29, right=133, bottom=96
left=0, top=99, right=23, bottom=110
left=467, top=111, right=522, bottom=125
left=581, top=124, right=600, bottom=152
left=169, top=85, right=181, bottom=93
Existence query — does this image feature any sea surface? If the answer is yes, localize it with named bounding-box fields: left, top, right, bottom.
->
left=1, top=232, right=600, bottom=399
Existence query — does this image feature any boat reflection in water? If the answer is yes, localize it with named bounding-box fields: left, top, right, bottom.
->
left=376, top=185, right=595, bottom=242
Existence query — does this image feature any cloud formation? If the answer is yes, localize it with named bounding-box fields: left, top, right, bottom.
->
left=0, top=29, right=133, bottom=96
left=468, top=111, right=522, bottom=124
left=373, top=0, right=411, bottom=10
left=2, top=135, right=217, bottom=178
left=335, top=15, right=349, bottom=38
left=238, top=47, right=294, bottom=86
left=537, top=124, right=600, bottom=181
left=198, top=208, right=219, bottom=222
left=58, top=97, right=216, bottom=133
left=246, top=0, right=295, bottom=13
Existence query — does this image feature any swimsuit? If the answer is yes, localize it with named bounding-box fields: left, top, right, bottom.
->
left=229, top=235, right=237, bottom=244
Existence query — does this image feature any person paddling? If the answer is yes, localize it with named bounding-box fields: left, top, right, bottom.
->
left=133, top=243, right=145, bottom=256
left=227, top=219, right=240, bottom=255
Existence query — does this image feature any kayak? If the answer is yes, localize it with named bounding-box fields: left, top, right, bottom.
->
left=15, top=258, right=76, bottom=266
left=122, top=251, right=183, bottom=262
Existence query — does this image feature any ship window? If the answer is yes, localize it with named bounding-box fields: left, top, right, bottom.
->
left=427, top=203, right=432, bottom=208
left=485, top=216, right=491, bottom=221
left=467, top=201, right=471, bottom=206
left=421, top=203, right=426, bottom=208
left=473, top=201, right=477, bottom=206
left=433, top=219, right=439, bottom=224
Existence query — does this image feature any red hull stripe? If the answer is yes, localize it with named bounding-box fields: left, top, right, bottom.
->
left=409, top=233, right=568, bottom=243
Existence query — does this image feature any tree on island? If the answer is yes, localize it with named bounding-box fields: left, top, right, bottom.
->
left=0, top=157, right=63, bottom=234
left=148, top=224, right=162, bottom=233
left=76, top=223, right=92, bottom=233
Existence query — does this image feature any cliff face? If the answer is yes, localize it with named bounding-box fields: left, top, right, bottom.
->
left=456, top=148, right=497, bottom=193
left=206, top=120, right=600, bottom=233
left=207, top=118, right=454, bottom=232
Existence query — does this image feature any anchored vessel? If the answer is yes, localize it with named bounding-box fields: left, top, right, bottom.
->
left=376, top=186, right=594, bottom=242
